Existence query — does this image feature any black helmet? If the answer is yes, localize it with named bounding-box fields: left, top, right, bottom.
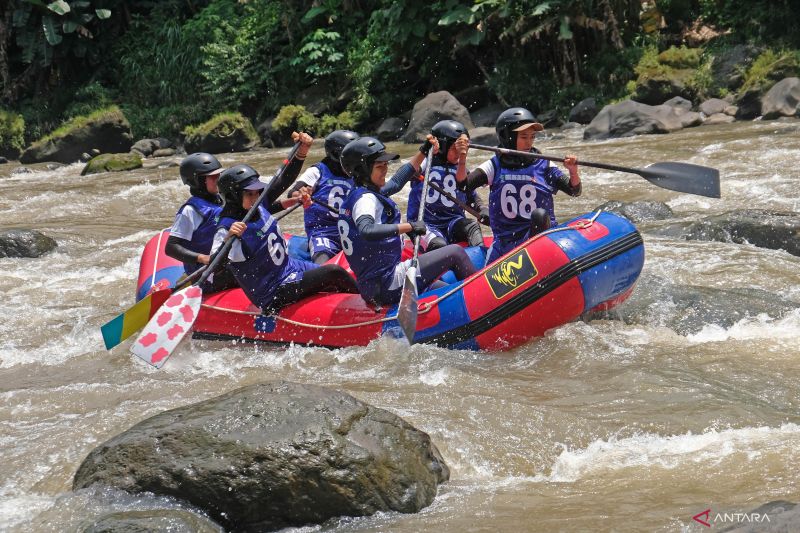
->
left=217, top=164, right=263, bottom=212
left=495, top=107, right=543, bottom=149
left=179, top=153, right=222, bottom=195
left=324, top=130, right=360, bottom=162
left=340, top=137, right=399, bottom=186
left=431, top=120, right=469, bottom=157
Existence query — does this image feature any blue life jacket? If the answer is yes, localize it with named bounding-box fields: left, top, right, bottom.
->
left=218, top=205, right=306, bottom=308
left=304, top=162, right=353, bottom=239
left=177, top=196, right=221, bottom=275
left=407, top=160, right=474, bottom=228
left=338, top=187, right=402, bottom=291
left=487, top=155, right=559, bottom=241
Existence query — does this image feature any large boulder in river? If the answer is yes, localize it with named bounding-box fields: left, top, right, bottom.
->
left=586, top=274, right=799, bottom=335
left=651, top=210, right=800, bottom=257
left=20, top=107, right=133, bottom=164
left=376, top=117, right=406, bottom=142
left=761, top=77, right=800, bottom=119
left=183, top=112, right=259, bottom=154
left=584, top=100, right=684, bottom=140
left=81, top=153, right=143, bottom=175
left=73, top=381, right=449, bottom=532
left=568, top=97, right=598, bottom=124
left=402, top=91, right=474, bottom=143
left=594, top=201, right=674, bottom=223
left=80, top=509, right=223, bottom=533
left=0, top=229, right=57, bottom=258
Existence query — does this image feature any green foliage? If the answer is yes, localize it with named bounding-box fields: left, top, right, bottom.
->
left=739, top=49, right=800, bottom=94
left=291, top=29, right=345, bottom=79
left=183, top=112, right=259, bottom=145
left=63, top=82, right=114, bottom=119
left=39, top=106, right=127, bottom=144
left=11, top=0, right=113, bottom=67
left=122, top=103, right=208, bottom=140
left=272, top=105, right=357, bottom=140
left=0, top=109, right=26, bottom=157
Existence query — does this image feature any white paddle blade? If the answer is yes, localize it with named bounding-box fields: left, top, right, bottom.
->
left=397, top=266, right=419, bottom=343
left=130, top=286, right=203, bottom=368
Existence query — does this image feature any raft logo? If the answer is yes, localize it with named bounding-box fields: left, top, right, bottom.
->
left=692, top=508, right=772, bottom=528
left=485, top=249, right=537, bottom=299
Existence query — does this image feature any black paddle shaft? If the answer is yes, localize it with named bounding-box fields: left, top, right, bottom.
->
left=196, top=142, right=302, bottom=287
left=469, top=143, right=721, bottom=198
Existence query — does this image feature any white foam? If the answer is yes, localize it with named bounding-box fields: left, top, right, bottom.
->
left=419, top=367, right=450, bottom=386
left=686, top=309, right=800, bottom=343
left=546, top=423, right=800, bottom=482
left=0, top=491, right=54, bottom=530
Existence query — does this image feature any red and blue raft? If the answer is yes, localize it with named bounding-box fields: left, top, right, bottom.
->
left=132, top=211, right=644, bottom=351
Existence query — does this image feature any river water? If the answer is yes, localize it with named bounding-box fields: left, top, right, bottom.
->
left=1, top=120, right=799, bottom=532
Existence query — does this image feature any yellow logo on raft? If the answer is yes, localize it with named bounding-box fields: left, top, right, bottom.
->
left=485, top=249, right=538, bottom=299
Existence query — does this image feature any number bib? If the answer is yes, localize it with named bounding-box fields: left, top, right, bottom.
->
left=305, top=162, right=353, bottom=239
left=219, top=206, right=308, bottom=308
left=487, top=155, right=558, bottom=240
left=407, top=160, right=471, bottom=227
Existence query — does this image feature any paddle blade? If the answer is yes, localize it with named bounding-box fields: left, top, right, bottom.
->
left=130, top=286, right=203, bottom=368
left=397, top=266, right=419, bottom=343
left=639, top=162, right=721, bottom=198
left=101, top=288, right=172, bottom=350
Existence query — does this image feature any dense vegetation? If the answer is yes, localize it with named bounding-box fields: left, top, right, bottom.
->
left=1, top=0, right=799, bottom=146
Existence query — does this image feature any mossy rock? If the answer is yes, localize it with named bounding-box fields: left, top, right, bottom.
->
left=739, top=50, right=800, bottom=95
left=20, top=106, right=133, bottom=164
left=0, top=108, right=25, bottom=160
left=183, top=112, right=259, bottom=154
left=81, top=152, right=143, bottom=175
left=657, top=46, right=702, bottom=69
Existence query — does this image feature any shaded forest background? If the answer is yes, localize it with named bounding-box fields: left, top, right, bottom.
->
left=1, top=0, right=799, bottom=144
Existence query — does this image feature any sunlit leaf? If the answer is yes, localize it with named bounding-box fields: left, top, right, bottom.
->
left=63, top=20, right=78, bottom=33
left=532, top=2, right=552, bottom=16
left=559, top=17, right=573, bottom=39
left=47, top=0, right=70, bottom=16
left=302, top=6, right=327, bottom=23
left=95, top=9, right=111, bottom=20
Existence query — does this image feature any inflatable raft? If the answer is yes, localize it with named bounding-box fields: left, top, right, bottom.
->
left=135, top=211, right=644, bottom=350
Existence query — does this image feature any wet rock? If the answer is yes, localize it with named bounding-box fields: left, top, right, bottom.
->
left=80, top=509, right=223, bottom=533
left=703, top=113, right=735, bottom=125
left=586, top=274, right=799, bottom=335
left=152, top=148, right=176, bottom=158
left=584, top=100, right=684, bottom=140
left=735, top=88, right=764, bottom=120
left=652, top=210, right=800, bottom=257
left=0, top=229, right=57, bottom=258
left=718, top=501, right=797, bottom=532
left=700, top=98, right=728, bottom=116
left=0, top=156, right=7, bottom=164
left=20, top=107, right=133, bottom=164
left=662, top=96, right=693, bottom=113
left=73, top=381, right=449, bottom=532
left=471, top=103, right=505, bottom=127
left=376, top=117, right=406, bottom=142
left=257, top=116, right=277, bottom=148
left=723, top=105, right=738, bottom=116
left=184, top=113, right=259, bottom=154
left=81, top=153, right=143, bottom=176
left=761, top=77, right=800, bottom=119
left=11, top=166, right=32, bottom=174
left=468, top=126, right=498, bottom=145
left=594, top=201, right=674, bottom=223
left=131, top=139, right=159, bottom=157
left=710, top=44, right=762, bottom=91
left=402, top=91, right=474, bottom=143
left=680, top=111, right=703, bottom=128
left=568, top=98, right=598, bottom=124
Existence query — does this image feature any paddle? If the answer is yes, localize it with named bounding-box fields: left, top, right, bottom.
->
left=101, top=200, right=305, bottom=351
left=469, top=143, right=721, bottom=198
left=427, top=181, right=489, bottom=227
left=130, top=143, right=302, bottom=368
left=397, top=146, right=435, bottom=343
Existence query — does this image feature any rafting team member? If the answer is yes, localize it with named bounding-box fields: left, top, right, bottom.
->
left=165, top=152, right=238, bottom=293
left=214, top=133, right=359, bottom=314
left=337, top=137, right=478, bottom=306
left=406, top=120, right=487, bottom=250
left=456, top=107, right=581, bottom=265
left=285, top=129, right=360, bottom=264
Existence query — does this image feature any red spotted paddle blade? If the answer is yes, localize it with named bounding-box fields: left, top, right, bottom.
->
left=130, top=286, right=203, bottom=368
